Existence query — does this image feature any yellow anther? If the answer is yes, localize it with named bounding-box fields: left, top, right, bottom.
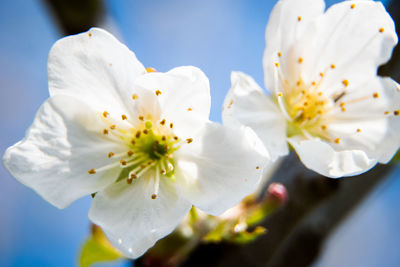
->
left=320, top=72, right=324, bottom=77
left=88, top=32, right=92, bottom=37
left=130, top=173, right=137, bottom=179
left=341, top=107, right=346, bottom=112
left=275, top=63, right=279, bottom=67
left=187, top=107, right=193, bottom=111
left=298, top=57, right=303, bottom=64
left=312, top=81, right=316, bottom=86
left=146, top=67, right=157, bottom=73
left=173, top=136, right=178, bottom=140
left=278, top=52, right=282, bottom=57
left=127, top=150, right=134, bottom=156
left=127, top=178, right=133, bottom=184
left=136, top=130, right=141, bottom=138
left=278, top=92, right=283, bottom=97
left=317, top=92, right=322, bottom=96
left=379, top=28, right=385, bottom=33
left=103, top=129, right=109, bottom=135
left=256, top=166, right=260, bottom=170
left=121, top=114, right=127, bottom=120
left=160, top=119, right=166, bottom=125
left=110, top=125, right=116, bottom=130
left=340, top=102, right=345, bottom=107
left=131, top=139, right=136, bottom=145
left=394, top=110, right=400, bottom=116
left=384, top=111, right=390, bottom=115
left=321, top=125, right=327, bottom=130
left=88, top=169, right=96, bottom=174
left=155, top=90, right=162, bottom=96
left=161, top=136, right=166, bottom=141
left=143, top=129, right=148, bottom=134
left=334, top=138, right=340, bottom=144
left=351, top=3, right=355, bottom=9
left=331, top=64, right=336, bottom=69
left=151, top=194, right=157, bottom=199
left=108, top=152, right=115, bottom=158
left=132, top=93, right=138, bottom=100
left=373, top=92, right=379, bottom=98
left=103, top=111, right=109, bottom=118
left=297, top=80, right=301, bottom=86
left=298, top=16, right=302, bottom=22
left=120, top=160, right=127, bottom=166
left=342, top=79, right=349, bottom=87
left=186, top=138, right=193, bottom=144
left=357, top=129, right=361, bottom=133
left=170, top=123, right=173, bottom=128
left=160, top=169, right=166, bottom=174
left=138, top=115, right=144, bottom=121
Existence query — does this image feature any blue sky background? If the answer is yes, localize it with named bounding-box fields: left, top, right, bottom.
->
left=0, top=0, right=397, bottom=266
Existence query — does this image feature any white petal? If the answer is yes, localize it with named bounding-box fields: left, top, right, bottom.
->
left=48, top=28, right=146, bottom=115
left=288, top=136, right=377, bottom=178
left=263, top=0, right=325, bottom=92
left=324, top=77, right=400, bottom=164
left=2, top=95, right=124, bottom=208
left=223, top=72, right=288, bottom=161
left=89, top=173, right=191, bottom=258
left=133, top=66, right=211, bottom=139
left=175, top=122, right=270, bottom=216
left=298, top=1, right=397, bottom=92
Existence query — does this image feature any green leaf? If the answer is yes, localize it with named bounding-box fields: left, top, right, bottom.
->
left=79, top=225, right=122, bottom=267
left=228, top=226, right=267, bottom=245
left=391, top=150, right=400, bottom=163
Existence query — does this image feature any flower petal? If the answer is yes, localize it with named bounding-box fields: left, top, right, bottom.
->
left=175, top=122, right=270, bottom=216
left=88, top=173, right=191, bottom=258
left=2, top=95, right=125, bottom=208
left=133, top=66, right=211, bottom=139
left=297, top=1, right=397, bottom=93
left=263, top=0, right=325, bottom=92
left=48, top=28, right=146, bottom=115
left=223, top=72, right=288, bottom=161
left=288, top=136, right=377, bottom=178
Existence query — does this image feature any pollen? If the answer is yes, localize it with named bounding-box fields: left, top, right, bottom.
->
left=108, top=152, right=115, bottom=158
left=155, top=90, right=162, bottom=96
left=170, top=123, right=173, bottom=128
left=186, top=138, right=193, bottom=144
left=342, top=79, right=349, bottom=87
left=278, top=52, right=282, bottom=57
left=103, top=111, right=109, bottom=118
left=321, top=125, right=327, bottom=130
left=312, top=81, right=316, bottom=86
left=357, top=129, right=361, bottom=133
left=136, top=130, right=141, bottom=138
left=379, top=28, right=385, bottom=33
left=132, top=94, right=138, bottom=100
left=121, top=114, right=127, bottom=120
left=127, top=178, right=133, bottom=184
left=103, top=129, right=109, bottom=135
left=275, top=63, right=280, bottom=67
left=127, top=150, right=134, bottom=156
left=138, top=115, right=144, bottom=121
left=130, top=173, right=137, bottom=179
left=120, top=160, right=127, bottom=166
left=394, top=110, right=400, bottom=116
left=278, top=92, right=283, bottom=97
left=143, top=129, right=148, bottom=134
left=373, top=92, right=379, bottom=98
left=187, top=107, right=193, bottom=111
left=151, top=194, right=157, bottom=199
left=146, top=67, right=157, bottom=73
left=331, top=64, right=336, bottom=69
left=256, top=166, right=260, bottom=170
left=351, top=3, right=355, bottom=9
left=88, top=169, right=96, bottom=174
left=384, top=111, right=390, bottom=115
left=110, top=125, right=116, bottom=130
left=160, top=119, right=166, bottom=125
left=88, top=32, right=92, bottom=37
left=298, top=16, right=302, bottom=22
left=298, top=57, right=303, bottom=64
left=320, top=72, right=324, bottom=77
left=334, top=138, right=340, bottom=144
left=173, top=136, right=178, bottom=140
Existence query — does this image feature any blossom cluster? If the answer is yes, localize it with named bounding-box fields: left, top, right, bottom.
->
left=3, top=0, right=400, bottom=259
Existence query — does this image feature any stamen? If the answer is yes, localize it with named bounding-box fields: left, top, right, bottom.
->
left=160, top=119, right=166, bottom=125
left=334, top=138, right=340, bottom=144
left=298, top=16, right=302, bottom=22
left=170, top=123, right=173, bottom=129
left=110, top=125, right=116, bottom=130
left=186, top=138, right=193, bottom=144
left=132, top=94, right=138, bottom=100
left=373, top=92, right=379, bottom=98
left=342, top=80, right=349, bottom=87
left=155, top=90, right=162, bottom=96
left=103, top=111, right=109, bottom=118
left=379, top=28, right=385, bottom=33
left=394, top=110, right=400, bottom=116
left=103, top=129, right=109, bottom=135
left=152, top=165, right=161, bottom=200
left=121, top=114, right=127, bottom=120
left=88, top=169, right=96, bottom=174
left=187, top=108, right=193, bottom=111
left=298, top=57, right=303, bottom=64
left=138, top=115, right=144, bottom=121
left=108, top=152, right=115, bottom=158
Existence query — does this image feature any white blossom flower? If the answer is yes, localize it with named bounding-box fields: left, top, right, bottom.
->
left=2, top=28, right=269, bottom=258
left=223, top=0, right=400, bottom=178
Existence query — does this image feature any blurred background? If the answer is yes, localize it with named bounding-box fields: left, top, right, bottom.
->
left=0, top=0, right=399, bottom=266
